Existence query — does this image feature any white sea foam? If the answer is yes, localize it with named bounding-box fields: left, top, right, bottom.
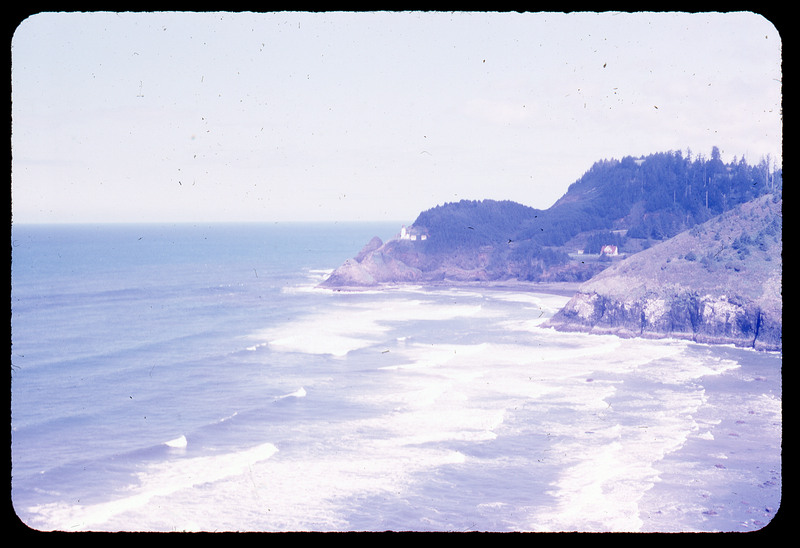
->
left=219, top=411, right=238, bottom=423
left=262, top=287, right=552, bottom=357
left=42, top=437, right=467, bottom=532
left=164, top=435, right=187, bottom=449
left=634, top=355, right=741, bottom=385
left=254, top=296, right=488, bottom=357
left=268, top=333, right=377, bottom=357
left=524, top=358, right=719, bottom=532
left=277, top=387, right=307, bottom=399
left=245, top=343, right=267, bottom=351
left=486, top=291, right=570, bottom=314
left=26, top=325, right=779, bottom=532
left=258, top=306, right=388, bottom=356
left=26, top=441, right=279, bottom=531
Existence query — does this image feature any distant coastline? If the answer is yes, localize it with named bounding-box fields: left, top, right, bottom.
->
left=319, top=150, right=781, bottom=351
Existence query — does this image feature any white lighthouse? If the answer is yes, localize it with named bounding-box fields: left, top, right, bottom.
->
left=400, top=225, right=427, bottom=241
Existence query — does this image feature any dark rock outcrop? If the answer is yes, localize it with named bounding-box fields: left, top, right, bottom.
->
left=320, top=239, right=424, bottom=288
left=548, top=287, right=781, bottom=351
left=354, top=236, right=384, bottom=262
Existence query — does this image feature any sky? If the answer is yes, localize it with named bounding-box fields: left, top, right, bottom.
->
left=10, top=11, right=783, bottom=224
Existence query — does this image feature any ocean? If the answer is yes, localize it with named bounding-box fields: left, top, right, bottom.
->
left=10, top=222, right=782, bottom=532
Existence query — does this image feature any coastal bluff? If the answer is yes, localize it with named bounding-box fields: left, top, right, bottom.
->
left=544, top=194, right=782, bottom=351
left=318, top=150, right=781, bottom=351
left=318, top=199, right=607, bottom=288
left=320, top=235, right=426, bottom=287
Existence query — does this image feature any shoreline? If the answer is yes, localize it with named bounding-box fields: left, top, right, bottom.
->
left=438, top=280, right=584, bottom=297
left=316, top=279, right=781, bottom=353
left=544, top=319, right=783, bottom=354
left=317, top=279, right=584, bottom=298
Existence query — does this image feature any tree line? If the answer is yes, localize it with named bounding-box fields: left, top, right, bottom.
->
left=408, top=147, right=781, bottom=265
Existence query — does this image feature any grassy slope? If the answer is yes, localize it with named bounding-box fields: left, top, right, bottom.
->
left=546, top=193, right=782, bottom=350
left=581, top=194, right=782, bottom=305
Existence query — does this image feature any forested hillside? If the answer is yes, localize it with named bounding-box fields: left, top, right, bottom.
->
left=322, top=147, right=782, bottom=286
left=412, top=199, right=543, bottom=253
left=546, top=192, right=782, bottom=351
left=546, top=147, right=780, bottom=243
left=411, top=147, right=781, bottom=255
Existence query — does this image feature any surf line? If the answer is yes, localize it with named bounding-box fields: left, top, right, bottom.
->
left=165, top=435, right=188, bottom=449
left=276, top=387, right=307, bottom=400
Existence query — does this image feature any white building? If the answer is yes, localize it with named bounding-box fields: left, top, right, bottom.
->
left=600, top=245, right=619, bottom=256
left=400, top=225, right=427, bottom=241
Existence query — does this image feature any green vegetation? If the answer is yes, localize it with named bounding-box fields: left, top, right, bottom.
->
left=324, top=147, right=782, bottom=287
left=546, top=192, right=782, bottom=351
left=540, top=148, right=781, bottom=244
left=412, top=199, right=543, bottom=253
left=407, top=148, right=781, bottom=280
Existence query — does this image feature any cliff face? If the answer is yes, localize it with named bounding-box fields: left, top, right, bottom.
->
left=545, top=194, right=782, bottom=351
left=321, top=239, right=425, bottom=287
left=318, top=200, right=601, bottom=289
left=318, top=238, right=488, bottom=288
left=318, top=236, right=600, bottom=288
left=550, top=287, right=781, bottom=351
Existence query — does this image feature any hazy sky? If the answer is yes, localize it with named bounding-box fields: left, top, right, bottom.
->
left=11, top=11, right=782, bottom=224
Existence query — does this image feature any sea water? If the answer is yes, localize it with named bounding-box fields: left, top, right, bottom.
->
left=10, top=223, right=782, bottom=532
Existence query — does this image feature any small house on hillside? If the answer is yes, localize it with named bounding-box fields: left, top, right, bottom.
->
left=600, top=245, right=619, bottom=256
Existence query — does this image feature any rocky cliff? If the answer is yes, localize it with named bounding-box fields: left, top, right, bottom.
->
left=318, top=234, right=603, bottom=288
left=321, top=237, right=426, bottom=287
left=318, top=199, right=603, bottom=289
left=545, top=194, right=782, bottom=351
